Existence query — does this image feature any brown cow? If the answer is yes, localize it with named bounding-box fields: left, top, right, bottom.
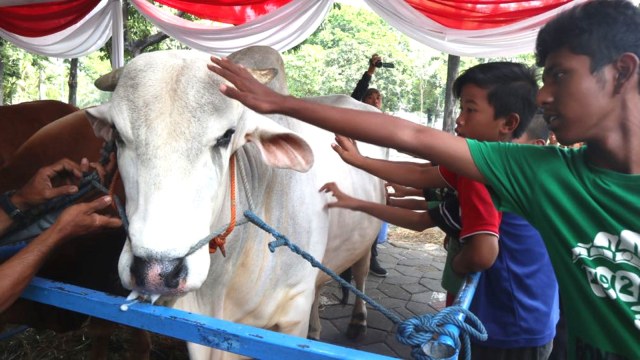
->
left=0, top=110, right=151, bottom=359
left=0, top=100, right=78, bottom=168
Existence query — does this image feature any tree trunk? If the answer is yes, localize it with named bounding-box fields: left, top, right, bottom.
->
left=68, top=58, right=78, bottom=106
left=442, top=54, right=460, bottom=133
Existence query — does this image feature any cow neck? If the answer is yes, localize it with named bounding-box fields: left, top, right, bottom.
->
left=208, top=153, right=237, bottom=257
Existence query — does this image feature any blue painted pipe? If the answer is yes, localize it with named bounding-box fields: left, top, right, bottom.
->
left=421, top=272, right=481, bottom=360
left=21, top=277, right=396, bottom=360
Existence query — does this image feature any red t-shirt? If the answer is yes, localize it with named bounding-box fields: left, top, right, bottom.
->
left=439, top=166, right=501, bottom=241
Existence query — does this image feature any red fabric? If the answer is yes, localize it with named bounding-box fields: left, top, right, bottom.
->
left=439, top=166, right=501, bottom=240
left=0, top=0, right=100, bottom=37
left=153, top=0, right=292, bottom=25
left=406, top=0, right=572, bottom=30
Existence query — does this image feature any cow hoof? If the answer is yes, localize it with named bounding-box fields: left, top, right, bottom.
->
left=345, top=323, right=367, bottom=341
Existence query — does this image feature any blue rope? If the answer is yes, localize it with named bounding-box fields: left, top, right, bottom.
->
left=243, top=210, right=488, bottom=360
left=0, top=148, right=128, bottom=246
left=396, top=306, right=487, bottom=360
left=243, top=210, right=403, bottom=325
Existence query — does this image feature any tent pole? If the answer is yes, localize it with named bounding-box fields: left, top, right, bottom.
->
left=111, top=0, right=125, bottom=69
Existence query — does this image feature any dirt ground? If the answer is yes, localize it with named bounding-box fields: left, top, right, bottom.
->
left=0, top=226, right=444, bottom=359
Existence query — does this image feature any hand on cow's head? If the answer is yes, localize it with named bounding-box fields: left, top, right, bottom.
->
left=208, top=56, right=286, bottom=115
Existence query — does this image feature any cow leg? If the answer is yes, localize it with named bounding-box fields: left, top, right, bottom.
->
left=87, top=317, right=113, bottom=360
left=127, top=327, right=152, bottom=360
left=87, top=318, right=151, bottom=360
left=307, top=290, right=322, bottom=340
left=345, top=250, right=370, bottom=341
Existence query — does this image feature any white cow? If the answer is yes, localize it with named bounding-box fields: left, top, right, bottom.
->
left=87, top=46, right=387, bottom=359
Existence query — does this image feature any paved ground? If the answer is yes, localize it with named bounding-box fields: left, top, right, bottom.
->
left=317, top=237, right=448, bottom=359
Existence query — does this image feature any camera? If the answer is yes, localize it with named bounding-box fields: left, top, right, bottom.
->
left=375, top=60, right=394, bottom=68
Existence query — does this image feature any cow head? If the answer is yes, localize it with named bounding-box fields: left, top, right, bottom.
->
left=86, top=48, right=313, bottom=300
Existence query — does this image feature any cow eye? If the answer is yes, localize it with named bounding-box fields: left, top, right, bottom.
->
left=215, top=128, right=235, bottom=147
left=113, top=128, right=125, bottom=147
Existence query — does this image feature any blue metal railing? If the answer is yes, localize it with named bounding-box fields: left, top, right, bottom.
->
left=19, top=277, right=397, bottom=360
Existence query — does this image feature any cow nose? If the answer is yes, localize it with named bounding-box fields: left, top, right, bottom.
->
left=131, top=256, right=188, bottom=290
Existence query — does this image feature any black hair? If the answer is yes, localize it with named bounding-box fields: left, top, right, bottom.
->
left=524, top=109, right=549, bottom=141
left=452, top=62, right=538, bottom=139
left=536, top=0, right=640, bottom=75
left=363, top=88, right=381, bottom=99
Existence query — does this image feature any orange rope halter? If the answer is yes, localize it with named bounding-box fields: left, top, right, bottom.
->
left=209, top=154, right=237, bottom=257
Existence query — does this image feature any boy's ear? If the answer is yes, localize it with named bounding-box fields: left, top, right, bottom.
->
left=500, top=113, right=520, bottom=136
left=532, top=138, right=547, bottom=146
left=613, top=52, right=639, bottom=94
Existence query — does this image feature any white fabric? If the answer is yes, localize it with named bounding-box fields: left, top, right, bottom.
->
left=364, top=0, right=587, bottom=57
left=130, top=0, right=334, bottom=56
left=0, top=0, right=114, bottom=59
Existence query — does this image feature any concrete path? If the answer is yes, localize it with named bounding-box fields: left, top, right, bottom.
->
left=318, top=238, right=448, bottom=359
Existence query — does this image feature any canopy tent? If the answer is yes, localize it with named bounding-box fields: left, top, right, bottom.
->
left=0, top=0, right=585, bottom=70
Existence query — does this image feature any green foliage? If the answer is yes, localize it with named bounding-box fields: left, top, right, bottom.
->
left=283, top=4, right=536, bottom=125
left=283, top=4, right=458, bottom=122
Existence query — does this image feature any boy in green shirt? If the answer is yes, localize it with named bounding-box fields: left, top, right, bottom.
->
left=208, top=1, right=640, bottom=357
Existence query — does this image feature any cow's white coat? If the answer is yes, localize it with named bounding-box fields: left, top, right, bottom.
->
left=87, top=47, right=386, bottom=359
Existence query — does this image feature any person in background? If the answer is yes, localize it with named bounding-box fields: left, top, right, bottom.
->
left=0, top=158, right=122, bottom=312
left=351, top=53, right=388, bottom=277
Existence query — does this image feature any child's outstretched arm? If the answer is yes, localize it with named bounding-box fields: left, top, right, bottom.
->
left=331, top=135, right=447, bottom=189
left=319, top=182, right=436, bottom=232
left=208, top=57, right=484, bottom=183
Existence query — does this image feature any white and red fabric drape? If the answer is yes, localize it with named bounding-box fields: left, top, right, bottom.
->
left=0, top=0, right=584, bottom=67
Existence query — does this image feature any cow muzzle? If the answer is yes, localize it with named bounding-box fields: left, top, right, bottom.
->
left=130, top=255, right=188, bottom=295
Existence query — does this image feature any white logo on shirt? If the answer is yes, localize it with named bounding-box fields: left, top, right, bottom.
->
left=572, top=230, right=640, bottom=330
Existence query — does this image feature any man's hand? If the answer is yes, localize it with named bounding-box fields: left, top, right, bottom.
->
left=367, top=54, right=381, bottom=75
left=81, top=154, right=116, bottom=185
left=50, top=196, right=122, bottom=241
left=11, top=158, right=86, bottom=211
left=207, top=56, right=286, bottom=114
left=331, top=135, right=365, bottom=167
left=319, top=182, right=359, bottom=210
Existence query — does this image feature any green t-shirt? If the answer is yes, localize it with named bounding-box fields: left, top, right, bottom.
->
left=467, top=139, right=640, bottom=360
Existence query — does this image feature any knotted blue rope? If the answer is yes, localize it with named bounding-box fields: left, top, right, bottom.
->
left=0, top=141, right=127, bottom=245
left=396, top=306, right=487, bottom=360
left=243, top=210, right=488, bottom=360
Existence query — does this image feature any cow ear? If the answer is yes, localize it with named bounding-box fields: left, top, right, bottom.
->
left=247, top=68, right=277, bottom=84
left=242, top=115, right=314, bottom=172
left=85, top=104, right=114, bottom=141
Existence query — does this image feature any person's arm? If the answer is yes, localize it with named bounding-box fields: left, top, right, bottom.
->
left=320, top=182, right=436, bottom=231
left=350, top=54, right=379, bottom=101
left=332, top=135, right=448, bottom=189
left=207, top=57, right=484, bottom=183
left=444, top=171, right=501, bottom=275
left=0, top=196, right=121, bottom=312
left=451, top=233, right=499, bottom=274
left=387, top=197, right=429, bottom=211
left=0, top=158, right=85, bottom=236
left=387, top=183, right=425, bottom=198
